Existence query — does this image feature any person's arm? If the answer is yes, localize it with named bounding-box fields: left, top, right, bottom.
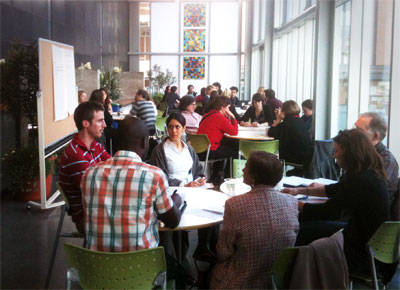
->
left=281, top=184, right=327, bottom=197
left=271, top=108, right=284, bottom=127
left=263, top=104, right=274, bottom=126
left=240, top=107, right=252, bottom=123
left=216, top=201, right=236, bottom=262
left=158, top=193, right=182, bottom=228
left=221, top=112, right=239, bottom=136
left=150, top=143, right=183, bottom=186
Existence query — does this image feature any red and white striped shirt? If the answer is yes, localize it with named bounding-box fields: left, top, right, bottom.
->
left=59, top=134, right=110, bottom=230
left=81, top=150, right=173, bottom=252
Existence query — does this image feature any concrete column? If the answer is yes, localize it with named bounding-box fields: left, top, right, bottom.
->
left=244, top=0, right=253, bottom=101
left=263, top=0, right=274, bottom=88
left=313, top=0, right=335, bottom=140
left=129, top=2, right=140, bottom=72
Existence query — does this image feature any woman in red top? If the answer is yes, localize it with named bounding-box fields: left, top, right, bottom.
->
left=197, top=96, right=239, bottom=182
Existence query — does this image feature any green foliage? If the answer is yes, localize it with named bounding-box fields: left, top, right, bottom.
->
left=148, top=64, right=176, bottom=93
left=2, top=144, right=54, bottom=195
left=0, top=40, right=39, bottom=125
left=100, top=67, right=123, bottom=101
left=152, top=92, right=164, bottom=105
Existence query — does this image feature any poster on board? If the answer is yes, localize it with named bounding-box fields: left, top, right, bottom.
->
left=52, top=45, right=77, bottom=121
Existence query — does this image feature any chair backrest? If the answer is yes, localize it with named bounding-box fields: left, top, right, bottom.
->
left=232, top=159, right=247, bottom=178
left=56, top=182, right=70, bottom=211
left=239, top=139, right=279, bottom=159
left=270, top=247, right=298, bottom=290
left=186, top=133, right=211, bottom=154
left=64, top=243, right=167, bottom=289
left=368, top=221, right=400, bottom=264
left=155, top=117, right=167, bottom=136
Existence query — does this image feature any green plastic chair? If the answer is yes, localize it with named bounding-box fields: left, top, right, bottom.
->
left=239, top=139, right=279, bottom=160
left=155, top=117, right=167, bottom=138
left=45, top=182, right=85, bottom=289
left=350, top=221, right=400, bottom=289
left=232, top=159, right=247, bottom=178
left=64, top=243, right=171, bottom=290
left=187, top=133, right=226, bottom=178
left=270, top=247, right=298, bottom=289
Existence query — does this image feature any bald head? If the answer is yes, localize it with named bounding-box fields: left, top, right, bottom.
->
left=117, top=116, right=149, bottom=158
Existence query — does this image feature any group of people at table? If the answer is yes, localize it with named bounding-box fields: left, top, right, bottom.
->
left=59, top=84, right=398, bottom=288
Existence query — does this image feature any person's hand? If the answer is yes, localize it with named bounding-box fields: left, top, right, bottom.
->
left=308, top=182, right=324, bottom=188
left=281, top=187, right=298, bottom=196
left=171, top=193, right=182, bottom=208
left=185, top=177, right=206, bottom=187
left=251, top=122, right=259, bottom=127
left=240, top=121, right=251, bottom=127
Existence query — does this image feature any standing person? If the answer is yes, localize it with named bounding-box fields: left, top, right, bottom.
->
left=282, top=129, right=389, bottom=275
left=229, top=86, right=239, bottom=106
left=78, top=90, right=87, bottom=104
left=179, top=96, right=202, bottom=134
left=240, top=93, right=274, bottom=127
left=301, top=99, right=313, bottom=135
left=213, top=82, right=222, bottom=95
left=59, top=102, right=111, bottom=233
left=186, top=84, right=197, bottom=97
left=166, top=86, right=180, bottom=114
left=130, top=89, right=156, bottom=135
left=162, top=85, right=171, bottom=102
left=355, top=112, right=399, bottom=220
left=265, top=89, right=283, bottom=111
left=197, top=96, right=238, bottom=183
left=210, top=152, right=299, bottom=289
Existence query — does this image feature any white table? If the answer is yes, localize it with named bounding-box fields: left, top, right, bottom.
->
left=160, top=187, right=229, bottom=231
left=226, top=126, right=273, bottom=141
left=111, top=112, right=126, bottom=121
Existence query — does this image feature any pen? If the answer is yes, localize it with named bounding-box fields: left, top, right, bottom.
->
left=202, top=209, right=224, bottom=215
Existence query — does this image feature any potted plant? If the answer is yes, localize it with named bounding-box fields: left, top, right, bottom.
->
left=0, top=40, right=54, bottom=200
left=147, top=64, right=176, bottom=96
left=2, top=145, right=55, bottom=201
left=100, top=66, right=123, bottom=102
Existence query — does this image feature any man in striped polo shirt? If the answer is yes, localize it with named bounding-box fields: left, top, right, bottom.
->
left=59, top=101, right=111, bottom=233
left=81, top=116, right=182, bottom=252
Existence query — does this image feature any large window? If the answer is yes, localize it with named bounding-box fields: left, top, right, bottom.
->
left=331, top=1, right=351, bottom=133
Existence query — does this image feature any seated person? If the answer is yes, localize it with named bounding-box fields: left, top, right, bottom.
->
left=81, top=116, right=185, bottom=286
left=210, top=151, right=299, bottom=289
left=202, top=85, right=217, bottom=108
left=151, top=113, right=205, bottom=187
left=59, top=101, right=111, bottom=233
left=186, top=84, right=197, bottom=97
left=282, top=129, right=389, bottom=274
left=130, top=89, right=156, bottom=135
left=197, top=96, right=239, bottom=183
left=301, top=99, right=313, bottom=138
left=240, top=93, right=274, bottom=126
left=78, top=90, right=87, bottom=104
left=229, top=86, right=239, bottom=106
left=178, top=96, right=202, bottom=135
left=265, top=88, right=283, bottom=111
left=195, top=87, right=206, bottom=103
left=268, top=100, right=314, bottom=176
left=166, top=86, right=180, bottom=114
left=355, top=112, right=399, bottom=220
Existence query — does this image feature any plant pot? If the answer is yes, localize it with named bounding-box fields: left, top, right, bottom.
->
left=15, top=174, right=53, bottom=202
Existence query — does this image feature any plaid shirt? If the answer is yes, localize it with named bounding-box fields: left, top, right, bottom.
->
left=59, top=134, right=110, bottom=229
left=81, top=150, right=173, bottom=252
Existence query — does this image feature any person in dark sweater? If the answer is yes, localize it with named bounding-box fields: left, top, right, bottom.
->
left=240, top=93, right=274, bottom=126
left=301, top=99, right=313, bottom=138
left=166, top=86, right=180, bottom=114
left=268, top=100, right=314, bottom=174
left=281, top=128, right=389, bottom=274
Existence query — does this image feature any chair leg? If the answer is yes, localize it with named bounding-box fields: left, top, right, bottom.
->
left=44, top=206, right=66, bottom=289
left=368, top=246, right=379, bottom=290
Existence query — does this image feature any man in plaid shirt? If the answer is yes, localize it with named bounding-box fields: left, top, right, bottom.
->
left=81, top=116, right=182, bottom=252
left=59, top=101, right=111, bottom=233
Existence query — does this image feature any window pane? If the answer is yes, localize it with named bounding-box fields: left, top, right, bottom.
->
left=209, top=55, right=238, bottom=92
left=210, top=2, right=238, bottom=53
left=368, top=0, right=393, bottom=124
left=332, top=2, right=351, bottom=132
left=151, top=3, right=179, bottom=52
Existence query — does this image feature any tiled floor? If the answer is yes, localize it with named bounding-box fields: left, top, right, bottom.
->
left=1, top=194, right=399, bottom=289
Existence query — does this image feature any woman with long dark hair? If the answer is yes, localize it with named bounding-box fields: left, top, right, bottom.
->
left=282, top=128, right=389, bottom=274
